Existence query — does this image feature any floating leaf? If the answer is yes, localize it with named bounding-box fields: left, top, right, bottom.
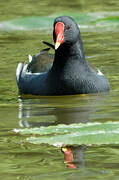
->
left=0, top=14, right=91, bottom=31
left=1, top=12, right=119, bottom=31
left=0, top=16, right=53, bottom=31
left=14, top=122, right=119, bottom=146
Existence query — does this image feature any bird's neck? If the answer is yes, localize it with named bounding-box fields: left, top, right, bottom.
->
left=51, top=36, right=86, bottom=71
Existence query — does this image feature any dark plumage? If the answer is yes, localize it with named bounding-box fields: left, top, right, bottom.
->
left=16, top=16, right=110, bottom=95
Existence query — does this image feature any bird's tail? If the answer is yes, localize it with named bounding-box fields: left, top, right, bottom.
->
left=16, top=63, right=28, bottom=86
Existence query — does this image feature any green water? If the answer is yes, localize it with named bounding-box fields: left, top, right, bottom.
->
left=0, top=0, right=119, bottom=179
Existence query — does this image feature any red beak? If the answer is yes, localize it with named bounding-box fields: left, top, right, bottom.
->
left=55, top=22, right=64, bottom=49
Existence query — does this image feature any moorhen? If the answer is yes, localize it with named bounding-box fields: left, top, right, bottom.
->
left=16, top=16, right=110, bottom=95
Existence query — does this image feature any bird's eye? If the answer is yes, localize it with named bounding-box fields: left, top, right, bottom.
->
left=66, top=26, right=71, bottom=30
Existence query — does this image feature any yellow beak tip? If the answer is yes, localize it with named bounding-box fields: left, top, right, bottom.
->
left=61, top=147, right=67, bottom=152
left=55, top=42, right=60, bottom=50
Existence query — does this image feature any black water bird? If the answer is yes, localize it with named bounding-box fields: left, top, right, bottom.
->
left=16, top=16, right=110, bottom=95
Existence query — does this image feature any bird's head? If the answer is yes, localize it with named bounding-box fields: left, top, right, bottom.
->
left=53, top=16, right=80, bottom=50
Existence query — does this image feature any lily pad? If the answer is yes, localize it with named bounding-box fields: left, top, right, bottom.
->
left=92, top=16, right=119, bottom=27
left=0, top=12, right=115, bottom=31
left=0, top=16, right=53, bottom=31
left=14, top=122, right=119, bottom=146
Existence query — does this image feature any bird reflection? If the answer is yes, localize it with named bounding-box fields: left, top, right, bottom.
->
left=18, top=93, right=109, bottom=128
left=61, top=145, right=87, bottom=169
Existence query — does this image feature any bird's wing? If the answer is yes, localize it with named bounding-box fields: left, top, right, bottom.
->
left=27, top=48, right=54, bottom=73
left=16, top=41, right=54, bottom=86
